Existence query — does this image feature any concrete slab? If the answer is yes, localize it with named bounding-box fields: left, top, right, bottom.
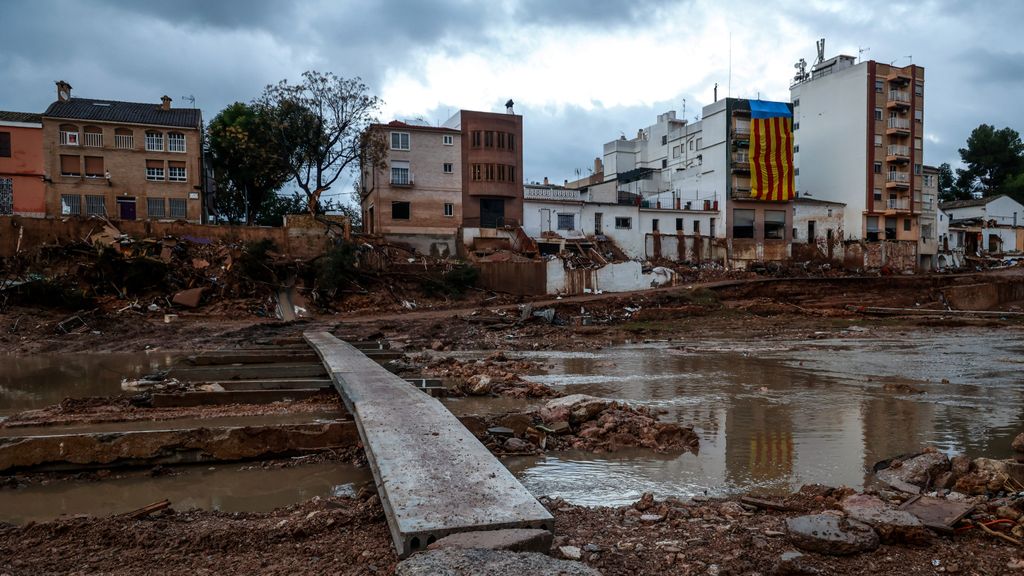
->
left=168, top=363, right=327, bottom=381
left=149, top=389, right=327, bottom=407
left=187, top=351, right=318, bottom=365
left=304, top=332, right=553, bottom=558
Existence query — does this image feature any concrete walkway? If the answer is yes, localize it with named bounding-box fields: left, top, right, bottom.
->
left=304, top=332, right=553, bottom=557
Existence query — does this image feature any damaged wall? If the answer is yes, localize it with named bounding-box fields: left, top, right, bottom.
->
left=645, top=233, right=715, bottom=263
left=545, top=259, right=676, bottom=295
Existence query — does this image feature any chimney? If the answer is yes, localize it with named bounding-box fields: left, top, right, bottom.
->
left=56, top=80, right=72, bottom=102
left=161, top=95, right=172, bottom=110
left=594, top=157, right=603, bottom=174
left=543, top=177, right=549, bottom=186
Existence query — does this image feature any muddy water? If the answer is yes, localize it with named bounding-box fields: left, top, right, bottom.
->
left=0, top=412, right=346, bottom=438
left=0, top=462, right=373, bottom=525
left=0, top=352, right=176, bottom=416
left=506, top=328, right=1024, bottom=506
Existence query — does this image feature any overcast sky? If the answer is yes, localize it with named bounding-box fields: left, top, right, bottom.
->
left=3, top=0, right=1022, bottom=204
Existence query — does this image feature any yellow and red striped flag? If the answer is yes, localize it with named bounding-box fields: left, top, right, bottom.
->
left=749, top=101, right=795, bottom=201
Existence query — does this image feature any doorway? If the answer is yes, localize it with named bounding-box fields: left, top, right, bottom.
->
left=117, top=197, right=137, bottom=221
left=595, top=212, right=603, bottom=235
left=480, top=198, right=505, bottom=228
left=807, top=220, right=816, bottom=244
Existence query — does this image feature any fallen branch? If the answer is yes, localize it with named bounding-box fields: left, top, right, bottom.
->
left=124, top=499, right=171, bottom=520
left=975, top=520, right=1022, bottom=546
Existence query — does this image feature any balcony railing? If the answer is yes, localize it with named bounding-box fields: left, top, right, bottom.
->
left=83, top=132, right=103, bottom=147
left=59, top=131, right=79, bottom=146
left=887, top=171, right=910, bottom=183
left=887, top=118, right=911, bottom=131
left=524, top=187, right=580, bottom=201
left=390, top=171, right=414, bottom=186
left=886, top=198, right=910, bottom=211
left=114, top=135, right=134, bottom=149
left=887, top=145, right=909, bottom=157
left=732, top=124, right=751, bottom=138
left=888, top=90, right=910, bottom=104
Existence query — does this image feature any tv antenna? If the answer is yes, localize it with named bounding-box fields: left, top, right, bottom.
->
left=815, top=38, right=826, bottom=65
left=181, top=95, right=196, bottom=108
left=858, top=46, right=870, bottom=63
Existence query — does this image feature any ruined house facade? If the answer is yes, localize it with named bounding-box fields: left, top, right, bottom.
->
left=0, top=111, right=45, bottom=217
left=42, top=82, right=204, bottom=223
left=939, top=195, right=1024, bottom=256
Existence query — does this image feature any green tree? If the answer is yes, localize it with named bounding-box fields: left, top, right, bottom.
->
left=208, top=102, right=290, bottom=224
left=936, top=162, right=966, bottom=202
left=258, top=71, right=384, bottom=215
left=955, top=124, right=1024, bottom=198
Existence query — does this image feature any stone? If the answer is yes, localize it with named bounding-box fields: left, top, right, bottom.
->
left=772, top=551, right=821, bottom=575
left=496, top=413, right=534, bottom=436
left=634, top=492, right=655, bottom=511
left=467, top=375, right=493, bottom=396
left=171, top=287, right=205, bottom=308
left=640, top=514, right=665, bottom=524
left=950, top=455, right=972, bottom=478
left=558, top=545, right=583, bottom=560
left=426, top=529, right=553, bottom=553
left=785, top=514, right=879, bottom=555
left=875, top=452, right=950, bottom=492
left=719, top=501, right=747, bottom=518
left=840, top=494, right=931, bottom=545
left=1012, top=433, right=1024, bottom=454
left=540, top=394, right=613, bottom=425
left=430, top=339, right=445, bottom=351
left=502, top=438, right=534, bottom=453
left=396, top=548, right=600, bottom=576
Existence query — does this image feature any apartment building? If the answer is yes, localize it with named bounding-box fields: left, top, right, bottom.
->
left=0, top=111, right=45, bottom=217
left=359, top=120, right=462, bottom=256
left=42, top=81, right=204, bottom=222
left=790, top=49, right=929, bottom=267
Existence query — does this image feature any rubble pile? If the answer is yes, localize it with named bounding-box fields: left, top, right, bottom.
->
left=403, top=351, right=561, bottom=398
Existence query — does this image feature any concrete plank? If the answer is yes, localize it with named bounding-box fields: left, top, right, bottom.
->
left=304, top=331, right=553, bottom=558
left=168, top=363, right=327, bottom=381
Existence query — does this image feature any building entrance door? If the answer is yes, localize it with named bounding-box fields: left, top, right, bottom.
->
left=117, top=197, right=137, bottom=220
left=807, top=220, right=816, bottom=244
left=480, top=198, right=505, bottom=228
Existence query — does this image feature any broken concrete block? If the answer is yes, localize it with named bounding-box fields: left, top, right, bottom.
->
left=396, top=548, right=598, bottom=576
left=840, top=494, right=931, bottom=545
left=426, top=528, right=553, bottom=553
left=171, top=287, right=205, bottom=308
left=786, top=514, right=879, bottom=555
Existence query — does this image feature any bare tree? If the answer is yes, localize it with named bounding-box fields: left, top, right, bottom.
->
left=259, top=71, right=383, bottom=215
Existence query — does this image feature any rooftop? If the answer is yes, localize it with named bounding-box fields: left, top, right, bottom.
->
left=793, top=196, right=846, bottom=206
left=0, top=111, right=42, bottom=124
left=373, top=120, right=459, bottom=134
left=939, top=195, right=1009, bottom=211
left=43, top=98, right=201, bottom=129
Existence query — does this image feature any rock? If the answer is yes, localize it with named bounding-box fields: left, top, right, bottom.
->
left=951, top=455, right=972, bottom=478
left=1012, top=433, right=1024, bottom=454
left=634, top=492, right=655, bottom=511
left=540, top=394, right=613, bottom=425
left=955, top=458, right=1011, bottom=495
left=496, top=413, right=534, bottom=436
left=466, top=375, right=492, bottom=395
left=171, top=287, right=205, bottom=308
left=997, top=506, right=1022, bottom=522
left=772, top=551, right=821, bottom=575
left=430, top=339, right=445, bottom=351
left=502, top=438, right=534, bottom=453
left=719, top=501, right=747, bottom=518
left=558, top=545, right=582, bottom=560
left=785, top=514, right=879, bottom=555
left=876, top=451, right=950, bottom=492
left=427, top=529, right=553, bottom=553
left=396, top=548, right=599, bottom=576
left=640, top=514, right=664, bottom=524
left=839, top=494, right=931, bottom=545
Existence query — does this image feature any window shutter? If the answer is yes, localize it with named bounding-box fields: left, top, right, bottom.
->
left=146, top=159, right=164, bottom=169
left=61, top=155, right=81, bottom=174
left=85, top=156, right=104, bottom=176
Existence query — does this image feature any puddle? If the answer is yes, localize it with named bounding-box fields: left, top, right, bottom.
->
left=510, top=328, right=1024, bottom=504
left=0, top=352, right=176, bottom=416
left=0, top=462, right=373, bottom=525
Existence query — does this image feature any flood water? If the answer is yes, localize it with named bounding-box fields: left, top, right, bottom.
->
left=0, top=462, right=372, bottom=525
left=505, top=328, right=1024, bottom=506
left=0, top=351, right=176, bottom=416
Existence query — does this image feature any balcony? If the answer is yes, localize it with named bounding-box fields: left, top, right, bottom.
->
left=886, top=90, right=910, bottom=109
left=886, top=144, right=910, bottom=163
left=887, top=69, right=912, bottom=84
left=524, top=187, right=581, bottom=201
left=886, top=171, right=910, bottom=190
left=83, top=132, right=104, bottom=147
left=390, top=172, right=414, bottom=187
left=731, top=152, right=750, bottom=173
left=884, top=197, right=911, bottom=213
left=886, top=117, right=911, bottom=135
left=732, top=124, right=751, bottom=141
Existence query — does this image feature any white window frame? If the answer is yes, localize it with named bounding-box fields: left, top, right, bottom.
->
left=443, top=162, right=454, bottom=174
left=444, top=202, right=454, bottom=217
left=168, top=165, right=187, bottom=182
left=146, top=166, right=165, bottom=181
left=442, top=134, right=454, bottom=146
left=390, top=131, right=410, bottom=150
left=145, top=132, right=164, bottom=151
left=167, top=132, right=186, bottom=153
left=390, top=160, right=410, bottom=185
left=60, top=130, right=80, bottom=146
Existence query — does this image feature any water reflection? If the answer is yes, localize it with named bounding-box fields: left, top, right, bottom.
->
left=513, top=329, right=1023, bottom=503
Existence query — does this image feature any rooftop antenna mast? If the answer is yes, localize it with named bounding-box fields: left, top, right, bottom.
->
left=858, top=46, right=870, bottom=63
left=181, top=94, right=196, bottom=108
left=728, top=30, right=732, bottom=98
left=815, top=38, right=826, bottom=65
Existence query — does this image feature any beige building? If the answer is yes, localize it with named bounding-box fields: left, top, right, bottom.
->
left=360, top=120, right=462, bottom=256
left=42, top=81, right=204, bottom=223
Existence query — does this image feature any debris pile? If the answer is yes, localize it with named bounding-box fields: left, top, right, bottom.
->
left=404, top=351, right=560, bottom=398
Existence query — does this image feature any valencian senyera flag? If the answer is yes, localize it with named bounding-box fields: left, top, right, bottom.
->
left=749, top=100, right=795, bottom=201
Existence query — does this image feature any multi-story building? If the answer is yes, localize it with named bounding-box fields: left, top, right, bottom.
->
left=360, top=120, right=462, bottom=256
left=42, top=81, right=204, bottom=222
left=0, top=111, right=45, bottom=217
left=790, top=49, right=928, bottom=267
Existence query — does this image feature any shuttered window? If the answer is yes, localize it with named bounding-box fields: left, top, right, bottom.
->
left=60, top=155, right=81, bottom=176
left=84, top=156, right=104, bottom=178
left=168, top=161, right=187, bottom=182
left=146, top=159, right=164, bottom=181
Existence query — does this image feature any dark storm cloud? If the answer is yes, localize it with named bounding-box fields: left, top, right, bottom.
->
left=91, top=0, right=295, bottom=29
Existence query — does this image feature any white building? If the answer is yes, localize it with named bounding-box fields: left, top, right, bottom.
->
left=939, top=195, right=1024, bottom=255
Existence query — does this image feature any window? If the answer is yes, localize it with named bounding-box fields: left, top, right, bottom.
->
left=793, top=98, right=799, bottom=107
left=903, top=218, right=912, bottom=232
left=146, top=159, right=164, bottom=181
left=60, top=124, right=79, bottom=146
left=444, top=202, right=453, bottom=217
left=794, top=144, right=799, bottom=153
left=793, top=122, right=799, bottom=130
left=147, top=197, right=166, bottom=218
left=693, top=220, right=701, bottom=234
left=874, top=188, right=883, bottom=201
left=710, top=217, right=716, bottom=238
left=873, top=162, right=882, bottom=174
left=914, top=110, right=923, bottom=122
left=168, top=132, right=186, bottom=153
left=497, top=164, right=505, bottom=181
left=875, top=79, right=883, bottom=93
left=0, top=132, right=10, bottom=157
left=885, top=217, right=897, bottom=239
left=689, top=140, right=694, bottom=151
left=615, top=216, right=632, bottom=229
left=472, top=131, right=481, bottom=148
left=827, top=208, right=833, bottom=217
left=764, top=210, right=786, bottom=239
left=61, top=194, right=81, bottom=215
left=557, top=213, right=574, bottom=230
left=874, top=108, right=882, bottom=121
left=651, top=218, right=659, bottom=232
left=84, top=156, right=104, bottom=178
left=866, top=216, right=879, bottom=241
left=795, top=167, right=799, bottom=176
left=85, top=195, right=106, bottom=216
left=442, top=134, right=454, bottom=146
left=661, top=134, right=667, bottom=145
left=0, top=177, right=12, bottom=215
left=874, top=134, right=882, bottom=147
left=115, top=128, right=134, bottom=149
left=391, top=201, right=410, bottom=220
left=168, top=161, right=187, bottom=182
left=498, top=132, right=505, bottom=149
left=914, top=137, right=922, bottom=150
left=508, top=133, right=515, bottom=151
left=390, top=132, right=410, bottom=150
left=915, top=82, right=923, bottom=96
left=675, top=217, right=683, bottom=231
left=443, top=162, right=454, bottom=174
left=672, top=145, right=681, bottom=158
left=84, top=126, right=103, bottom=147
left=914, top=163, right=922, bottom=175
left=145, top=131, right=163, bottom=151
left=661, top=159, right=667, bottom=168
left=472, top=164, right=481, bottom=181
left=60, top=154, right=80, bottom=176
left=508, top=166, right=516, bottom=183
left=169, top=198, right=187, bottom=219
left=732, top=209, right=755, bottom=238
left=484, top=131, right=494, bottom=147
left=485, top=164, right=494, bottom=180
left=390, top=161, right=410, bottom=185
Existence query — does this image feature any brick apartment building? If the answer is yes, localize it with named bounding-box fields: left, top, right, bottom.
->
left=42, top=81, right=204, bottom=223
left=0, top=111, right=45, bottom=217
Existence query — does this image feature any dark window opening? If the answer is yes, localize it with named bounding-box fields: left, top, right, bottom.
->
left=733, top=209, right=755, bottom=238
left=764, top=210, right=786, bottom=239
left=392, top=201, right=410, bottom=220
